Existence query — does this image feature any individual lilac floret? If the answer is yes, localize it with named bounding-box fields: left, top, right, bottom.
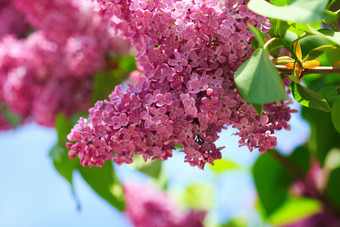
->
left=124, top=183, right=206, bottom=227
left=67, top=0, right=296, bottom=169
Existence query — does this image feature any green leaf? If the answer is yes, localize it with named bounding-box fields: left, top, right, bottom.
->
left=331, top=103, right=340, bottom=133
left=50, top=144, right=77, bottom=185
left=252, top=151, right=294, bottom=216
left=301, top=107, right=340, bottom=164
left=252, top=103, right=264, bottom=117
left=235, top=48, right=287, bottom=104
left=327, top=167, right=340, bottom=208
left=268, top=198, right=321, bottom=226
left=0, top=104, right=20, bottom=127
left=131, top=155, right=163, bottom=179
left=287, top=74, right=300, bottom=84
left=79, top=161, right=125, bottom=211
left=270, top=0, right=290, bottom=7
left=180, top=184, right=215, bottom=210
left=308, top=26, right=340, bottom=46
left=325, top=148, right=340, bottom=171
left=303, top=45, right=337, bottom=62
left=50, top=113, right=80, bottom=207
left=91, top=71, right=122, bottom=105
left=209, top=159, right=240, bottom=173
left=289, top=145, right=310, bottom=173
left=319, top=86, right=340, bottom=103
left=50, top=113, right=77, bottom=184
left=248, top=0, right=328, bottom=23
left=289, top=82, right=331, bottom=112
left=248, top=24, right=265, bottom=47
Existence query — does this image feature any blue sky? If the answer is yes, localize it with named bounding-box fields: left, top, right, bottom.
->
left=0, top=102, right=310, bottom=227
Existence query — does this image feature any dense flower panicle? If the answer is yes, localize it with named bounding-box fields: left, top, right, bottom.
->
left=67, top=0, right=296, bottom=169
left=124, top=183, right=206, bottom=227
left=0, top=0, right=129, bottom=127
left=0, top=0, right=29, bottom=39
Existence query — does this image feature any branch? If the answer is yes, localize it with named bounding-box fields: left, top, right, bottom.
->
left=276, top=65, right=340, bottom=75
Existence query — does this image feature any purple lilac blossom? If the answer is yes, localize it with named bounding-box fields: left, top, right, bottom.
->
left=0, top=0, right=29, bottom=39
left=0, top=0, right=129, bottom=127
left=124, top=183, right=206, bottom=227
left=67, top=0, right=296, bottom=169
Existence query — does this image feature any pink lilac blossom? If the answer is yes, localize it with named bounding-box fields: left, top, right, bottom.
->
left=124, top=183, right=206, bottom=227
left=67, top=0, right=296, bottom=169
left=0, top=0, right=29, bottom=39
left=0, top=0, right=129, bottom=127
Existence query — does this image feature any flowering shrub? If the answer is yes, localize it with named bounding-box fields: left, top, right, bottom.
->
left=67, top=0, right=296, bottom=169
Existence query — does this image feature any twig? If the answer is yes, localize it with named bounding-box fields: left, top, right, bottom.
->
left=276, top=65, right=340, bottom=75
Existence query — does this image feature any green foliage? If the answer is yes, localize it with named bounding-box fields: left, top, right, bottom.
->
left=79, top=161, right=125, bottom=211
left=0, top=104, right=20, bottom=127
left=303, top=45, right=337, bottom=61
left=302, top=107, right=340, bottom=165
left=289, top=145, right=310, bottom=173
left=131, top=155, right=163, bottom=179
left=209, top=159, right=240, bottom=174
left=325, top=148, right=340, bottom=170
left=179, top=184, right=215, bottom=210
left=252, top=151, right=294, bottom=216
left=267, top=198, right=321, bottom=226
left=308, top=26, right=340, bottom=46
left=327, top=167, right=340, bottom=209
left=248, top=0, right=328, bottom=23
left=248, top=24, right=266, bottom=47
left=289, top=81, right=331, bottom=112
left=50, top=113, right=78, bottom=185
left=91, top=55, right=136, bottom=105
left=331, top=103, right=340, bottom=133
left=234, top=48, right=287, bottom=104
left=319, top=85, right=340, bottom=103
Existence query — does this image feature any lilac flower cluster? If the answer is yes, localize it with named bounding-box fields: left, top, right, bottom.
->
left=124, top=183, right=206, bottom=227
left=67, top=0, right=296, bottom=168
left=0, top=0, right=29, bottom=39
left=0, top=0, right=129, bottom=128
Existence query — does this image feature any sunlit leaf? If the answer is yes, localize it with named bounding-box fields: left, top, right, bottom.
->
left=270, top=0, right=289, bottom=7
left=180, top=184, right=215, bottom=210
left=268, top=198, right=321, bottom=226
left=308, top=26, right=340, bottom=46
left=248, top=24, right=265, bottom=47
left=209, top=159, right=240, bottom=173
left=235, top=48, right=287, bottom=104
left=303, top=45, right=337, bottom=62
left=248, top=0, right=328, bottom=23
left=325, top=148, right=340, bottom=171
left=290, top=82, right=331, bottom=112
